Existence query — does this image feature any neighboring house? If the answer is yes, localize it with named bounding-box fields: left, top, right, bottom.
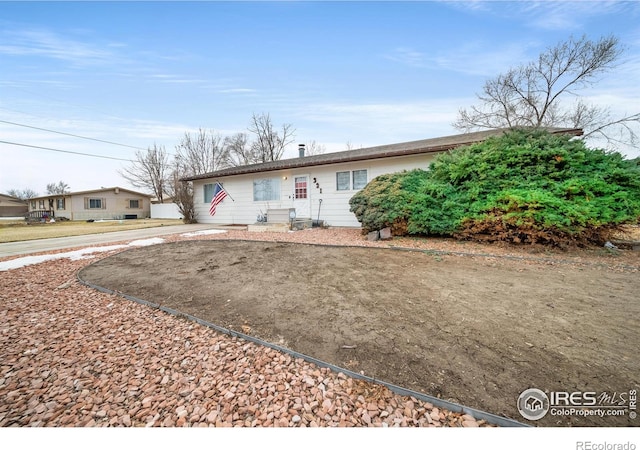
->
left=183, top=128, right=582, bottom=228
left=27, top=187, right=152, bottom=221
left=0, top=194, right=28, bottom=217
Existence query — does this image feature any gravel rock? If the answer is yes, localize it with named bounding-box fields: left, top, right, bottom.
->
left=0, top=228, right=503, bottom=427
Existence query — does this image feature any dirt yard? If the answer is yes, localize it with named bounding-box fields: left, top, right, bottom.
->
left=78, top=239, right=640, bottom=426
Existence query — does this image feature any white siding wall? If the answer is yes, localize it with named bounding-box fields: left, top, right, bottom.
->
left=194, top=174, right=285, bottom=225
left=194, top=153, right=436, bottom=227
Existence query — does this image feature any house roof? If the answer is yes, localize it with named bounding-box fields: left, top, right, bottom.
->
left=182, top=127, right=583, bottom=181
left=30, top=187, right=153, bottom=200
left=0, top=194, right=27, bottom=205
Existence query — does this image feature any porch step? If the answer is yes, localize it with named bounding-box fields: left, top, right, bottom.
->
left=266, top=208, right=295, bottom=224
left=247, top=223, right=290, bottom=233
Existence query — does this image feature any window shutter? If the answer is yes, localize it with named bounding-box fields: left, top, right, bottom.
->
left=102, top=198, right=107, bottom=209
left=84, top=197, right=88, bottom=209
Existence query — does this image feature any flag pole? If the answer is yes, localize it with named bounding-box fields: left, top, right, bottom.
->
left=217, top=182, right=235, bottom=202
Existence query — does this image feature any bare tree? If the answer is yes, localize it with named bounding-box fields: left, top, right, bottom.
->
left=454, top=34, right=639, bottom=148
left=119, top=143, right=169, bottom=202
left=166, top=118, right=296, bottom=222
left=46, top=181, right=70, bottom=195
left=169, top=129, right=229, bottom=223
left=304, top=140, right=326, bottom=156
left=166, top=171, right=196, bottom=223
left=174, top=128, right=229, bottom=177
left=248, top=113, right=295, bottom=162
left=345, top=141, right=359, bottom=151
left=223, top=132, right=258, bottom=167
left=6, top=188, right=38, bottom=200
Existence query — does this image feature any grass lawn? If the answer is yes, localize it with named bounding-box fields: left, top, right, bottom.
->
left=0, top=219, right=184, bottom=243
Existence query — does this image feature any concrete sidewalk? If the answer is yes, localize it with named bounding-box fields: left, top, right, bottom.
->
left=0, top=223, right=219, bottom=258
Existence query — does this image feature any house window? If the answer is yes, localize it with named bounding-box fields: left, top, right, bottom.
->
left=336, top=169, right=368, bottom=190
left=336, top=171, right=350, bottom=191
left=204, top=183, right=214, bottom=203
left=38, top=200, right=45, bottom=209
left=56, top=198, right=65, bottom=210
left=294, top=177, right=307, bottom=199
left=352, top=170, right=368, bottom=190
left=253, top=178, right=280, bottom=201
left=30, top=201, right=36, bottom=209
left=129, top=199, right=140, bottom=209
left=204, top=183, right=228, bottom=203
left=88, top=198, right=103, bottom=209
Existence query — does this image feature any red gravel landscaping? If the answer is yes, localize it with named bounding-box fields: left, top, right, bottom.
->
left=1, top=227, right=638, bottom=427
left=0, top=229, right=497, bottom=427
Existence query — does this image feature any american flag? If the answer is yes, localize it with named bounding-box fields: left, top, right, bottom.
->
left=209, top=182, right=228, bottom=216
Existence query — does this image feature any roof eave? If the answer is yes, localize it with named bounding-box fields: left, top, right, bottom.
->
left=181, top=127, right=584, bottom=182
left=29, top=187, right=153, bottom=200
left=185, top=145, right=465, bottom=181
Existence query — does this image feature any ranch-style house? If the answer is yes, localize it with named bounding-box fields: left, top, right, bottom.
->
left=183, top=128, right=582, bottom=228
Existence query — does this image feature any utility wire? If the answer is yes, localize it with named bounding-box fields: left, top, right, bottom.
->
left=0, top=119, right=148, bottom=151
left=0, top=140, right=134, bottom=162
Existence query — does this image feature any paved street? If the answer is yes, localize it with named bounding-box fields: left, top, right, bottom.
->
left=0, top=223, right=219, bottom=258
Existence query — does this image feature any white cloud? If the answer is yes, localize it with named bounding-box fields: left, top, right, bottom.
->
left=385, top=41, right=538, bottom=77
left=432, top=41, right=539, bottom=76
left=218, top=88, right=257, bottom=94
left=118, top=120, right=200, bottom=142
left=147, top=74, right=209, bottom=84
left=385, top=47, right=428, bottom=67
left=289, top=98, right=467, bottom=150
left=522, top=1, right=635, bottom=31
left=441, top=0, right=493, bottom=14
left=303, top=101, right=458, bottom=124
left=0, top=111, right=202, bottom=194
left=579, top=90, right=640, bottom=158
left=443, top=1, right=639, bottom=31
left=0, top=29, right=122, bottom=66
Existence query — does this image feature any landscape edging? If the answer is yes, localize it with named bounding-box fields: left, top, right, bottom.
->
left=77, top=262, right=530, bottom=428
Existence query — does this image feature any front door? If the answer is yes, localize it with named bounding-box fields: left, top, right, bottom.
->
left=292, top=175, right=311, bottom=218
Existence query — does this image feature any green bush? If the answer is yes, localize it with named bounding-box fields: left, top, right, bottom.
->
left=349, top=129, right=640, bottom=246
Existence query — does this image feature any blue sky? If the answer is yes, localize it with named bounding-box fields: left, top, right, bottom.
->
left=1, top=1, right=639, bottom=195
